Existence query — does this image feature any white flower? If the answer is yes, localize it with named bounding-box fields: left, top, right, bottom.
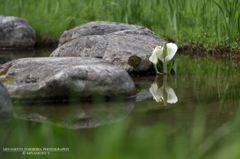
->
left=157, top=43, right=178, bottom=64
left=149, top=46, right=162, bottom=64
left=149, top=43, right=178, bottom=74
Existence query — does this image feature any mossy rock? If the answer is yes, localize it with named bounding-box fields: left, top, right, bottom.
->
left=128, top=55, right=141, bottom=68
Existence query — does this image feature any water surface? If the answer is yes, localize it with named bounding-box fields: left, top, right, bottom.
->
left=1, top=48, right=240, bottom=158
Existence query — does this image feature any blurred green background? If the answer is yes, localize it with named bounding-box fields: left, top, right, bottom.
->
left=0, top=0, right=239, bottom=51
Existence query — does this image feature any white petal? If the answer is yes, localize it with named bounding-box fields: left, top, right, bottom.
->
left=165, top=43, right=178, bottom=62
left=156, top=48, right=164, bottom=62
left=153, top=46, right=162, bottom=53
left=149, top=51, right=158, bottom=64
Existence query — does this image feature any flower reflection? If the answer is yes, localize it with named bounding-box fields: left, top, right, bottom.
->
left=149, top=82, right=162, bottom=102
left=149, top=75, right=178, bottom=106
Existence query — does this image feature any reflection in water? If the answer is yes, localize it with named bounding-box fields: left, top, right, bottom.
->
left=0, top=82, right=13, bottom=122
left=0, top=50, right=35, bottom=64
left=13, top=98, right=135, bottom=129
left=0, top=47, right=55, bottom=64
left=149, top=75, right=178, bottom=106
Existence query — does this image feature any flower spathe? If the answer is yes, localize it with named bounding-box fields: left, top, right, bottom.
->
left=158, top=43, right=178, bottom=64
left=149, top=46, right=162, bottom=74
left=149, top=42, right=178, bottom=74
left=149, top=46, right=162, bottom=64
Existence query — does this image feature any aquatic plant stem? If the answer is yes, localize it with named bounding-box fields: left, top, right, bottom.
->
left=154, top=64, right=160, bottom=74
left=154, top=75, right=159, bottom=83
left=162, top=74, right=168, bottom=106
left=163, top=62, right=168, bottom=74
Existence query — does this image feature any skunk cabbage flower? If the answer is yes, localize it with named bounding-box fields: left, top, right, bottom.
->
left=149, top=43, right=178, bottom=74
left=149, top=46, right=162, bottom=74
left=158, top=42, right=178, bottom=73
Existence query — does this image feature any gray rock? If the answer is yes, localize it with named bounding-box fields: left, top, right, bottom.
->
left=0, top=80, right=12, bottom=121
left=14, top=98, right=135, bottom=129
left=51, top=22, right=165, bottom=74
left=58, top=21, right=161, bottom=46
left=0, top=15, right=36, bottom=49
left=0, top=57, right=135, bottom=101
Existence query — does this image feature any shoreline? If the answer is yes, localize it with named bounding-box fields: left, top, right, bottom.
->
left=34, top=38, right=240, bottom=60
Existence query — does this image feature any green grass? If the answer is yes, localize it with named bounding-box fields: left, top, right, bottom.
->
left=0, top=0, right=239, bottom=51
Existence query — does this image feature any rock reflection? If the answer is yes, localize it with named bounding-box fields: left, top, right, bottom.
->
left=13, top=98, right=135, bottom=129
left=0, top=47, right=55, bottom=64
left=149, top=75, right=178, bottom=106
left=0, top=50, right=35, bottom=64
left=0, top=80, right=12, bottom=122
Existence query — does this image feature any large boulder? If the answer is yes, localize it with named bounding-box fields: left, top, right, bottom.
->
left=0, top=57, right=135, bottom=102
left=50, top=21, right=165, bottom=74
left=58, top=21, right=161, bottom=46
left=0, top=80, right=12, bottom=121
left=0, top=15, right=36, bottom=49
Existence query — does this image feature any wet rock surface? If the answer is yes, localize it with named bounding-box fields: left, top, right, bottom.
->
left=0, top=57, right=135, bottom=102
left=0, top=15, right=36, bottom=49
left=0, top=80, right=12, bottom=121
left=51, top=22, right=165, bottom=74
left=58, top=21, right=161, bottom=46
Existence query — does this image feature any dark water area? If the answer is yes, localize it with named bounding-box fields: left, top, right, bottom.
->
left=1, top=48, right=240, bottom=158
left=0, top=47, right=55, bottom=64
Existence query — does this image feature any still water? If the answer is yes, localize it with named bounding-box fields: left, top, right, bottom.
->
left=1, top=48, right=240, bottom=158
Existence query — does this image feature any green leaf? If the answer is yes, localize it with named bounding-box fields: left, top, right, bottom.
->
left=156, top=59, right=174, bottom=73
left=168, top=60, right=173, bottom=73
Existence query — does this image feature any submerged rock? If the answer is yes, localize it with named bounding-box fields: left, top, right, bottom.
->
left=0, top=80, right=12, bottom=121
left=50, top=21, right=165, bottom=74
left=0, top=57, right=135, bottom=102
left=0, top=15, right=36, bottom=49
left=14, top=98, right=135, bottom=129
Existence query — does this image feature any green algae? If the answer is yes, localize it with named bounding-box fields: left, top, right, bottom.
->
left=0, top=63, right=12, bottom=76
left=128, top=55, right=141, bottom=68
left=61, top=37, right=77, bottom=46
left=1, top=76, right=15, bottom=82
